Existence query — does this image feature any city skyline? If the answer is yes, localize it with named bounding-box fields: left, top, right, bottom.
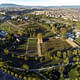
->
left=0, top=0, right=80, bottom=6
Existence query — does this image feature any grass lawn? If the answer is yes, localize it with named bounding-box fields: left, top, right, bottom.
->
left=0, top=22, right=17, bottom=32
left=27, top=38, right=37, bottom=56
left=11, top=40, right=27, bottom=55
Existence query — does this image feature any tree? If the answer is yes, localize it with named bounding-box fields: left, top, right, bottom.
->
left=73, top=57, right=77, bottom=62
left=24, top=57, right=28, bottom=61
left=11, top=72, right=14, bottom=76
left=4, top=49, right=9, bottom=54
left=30, top=33, right=32, bottom=37
left=64, top=57, right=69, bottom=64
left=68, top=68, right=79, bottom=80
left=19, top=75, right=22, bottom=79
left=60, top=28, right=67, bottom=34
left=72, top=50, right=77, bottom=55
left=8, top=70, right=10, bottom=74
left=77, top=49, right=80, bottom=54
left=60, top=73, right=64, bottom=80
left=50, top=24, right=56, bottom=33
left=1, top=67, right=4, bottom=71
left=22, top=64, right=29, bottom=70
left=57, top=51, right=61, bottom=58
left=59, top=67, right=64, bottom=80
left=54, top=55, right=60, bottom=62
left=17, top=56, right=21, bottom=59
left=76, top=56, right=80, bottom=64
left=37, top=33, right=42, bottom=39
left=63, top=52, right=66, bottom=59
left=11, top=53, right=15, bottom=57
left=15, top=73, right=18, bottom=78
left=33, top=32, right=36, bottom=37
left=60, top=28, right=67, bottom=39
left=4, top=69, right=7, bottom=72
left=67, top=50, right=71, bottom=57
left=8, top=25, right=11, bottom=33
left=18, top=29, right=23, bottom=36
left=0, top=62, right=4, bottom=67
left=7, top=34, right=12, bottom=41
left=23, top=76, right=27, bottom=80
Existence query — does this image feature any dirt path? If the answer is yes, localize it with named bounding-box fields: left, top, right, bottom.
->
left=37, top=43, right=42, bottom=57
left=66, top=39, right=80, bottom=48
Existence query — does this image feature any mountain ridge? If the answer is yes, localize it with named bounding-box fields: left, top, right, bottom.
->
left=0, top=3, right=80, bottom=8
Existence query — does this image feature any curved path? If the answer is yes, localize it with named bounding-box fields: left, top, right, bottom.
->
left=8, top=61, right=80, bottom=80
left=30, top=62, right=80, bottom=72
left=10, top=61, right=80, bottom=72
left=7, top=21, right=28, bottom=29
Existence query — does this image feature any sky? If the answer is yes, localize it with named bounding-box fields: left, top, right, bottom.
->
left=0, top=0, right=80, bottom=6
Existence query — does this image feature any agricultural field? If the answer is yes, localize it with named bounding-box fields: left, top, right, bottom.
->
left=27, top=38, right=38, bottom=56
left=43, top=38, right=71, bottom=55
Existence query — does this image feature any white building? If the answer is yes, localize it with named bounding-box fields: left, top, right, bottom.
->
left=0, top=12, right=5, bottom=15
left=11, top=15, right=19, bottom=19
left=76, top=31, right=80, bottom=38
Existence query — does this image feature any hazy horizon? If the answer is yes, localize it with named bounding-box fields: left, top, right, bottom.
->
left=0, top=0, right=80, bottom=6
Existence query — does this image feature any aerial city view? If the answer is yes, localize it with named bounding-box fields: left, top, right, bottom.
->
left=0, top=0, right=80, bottom=80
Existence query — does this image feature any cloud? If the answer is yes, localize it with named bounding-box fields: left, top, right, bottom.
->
left=0, top=0, right=80, bottom=6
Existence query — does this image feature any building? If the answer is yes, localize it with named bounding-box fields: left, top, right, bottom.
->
left=0, top=12, right=6, bottom=15
left=0, top=31, right=7, bottom=40
left=23, top=16, right=29, bottom=20
left=11, top=15, right=19, bottom=19
left=68, top=37, right=74, bottom=41
left=0, top=16, right=6, bottom=21
left=46, top=20, right=55, bottom=24
left=66, top=33, right=75, bottom=41
left=75, top=31, right=80, bottom=38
